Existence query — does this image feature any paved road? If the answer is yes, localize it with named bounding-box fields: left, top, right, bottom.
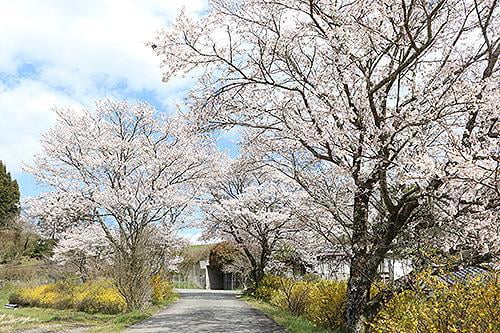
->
left=124, top=289, right=286, bottom=333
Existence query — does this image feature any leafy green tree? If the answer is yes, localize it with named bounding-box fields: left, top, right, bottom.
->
left=0, top=161, right=20, bottom=227
left=209, top=241, right=245, bottom=272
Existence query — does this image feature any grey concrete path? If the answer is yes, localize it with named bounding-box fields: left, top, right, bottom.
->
left=123, top=289, right=287, bottom=333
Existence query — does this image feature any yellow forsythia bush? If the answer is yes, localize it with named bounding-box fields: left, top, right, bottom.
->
left=150, top=273, right=174, bottom=305
left=257, top=275, right=347, bottom=329
left=371, top=272, right=500, bottom=333
left=9, top=279, right=126, bottom=314
left=306, top=279, right=347, bottom=330
left=255, top=275, right=284, bottom=301
left=74, top=279, right=126, bottom=314
left=271, top=280, right=312, bottom=315
left=258, top=272, right=499, bottom=333
left=10, top=281, right=74, bottom=309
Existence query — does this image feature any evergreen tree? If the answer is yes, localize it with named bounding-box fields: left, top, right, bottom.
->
left=0, top=161, right=20, bottom=227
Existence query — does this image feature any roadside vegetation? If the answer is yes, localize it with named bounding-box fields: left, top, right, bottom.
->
left=0, top=284, right=172, bottom=332
left=371, top=272, right=500, bottom=333
left=0, top=159, right=178, bottom=332
left=244, top=296, right=338, bottom=333
left=247, top=273, right=500, bottom=333
left=0, top=276, right=177, bottom=332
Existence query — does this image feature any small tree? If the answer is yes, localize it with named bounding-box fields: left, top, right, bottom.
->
left=0, top=161, right=20, bottom=227
left=203, top=158, right=301, bottom=288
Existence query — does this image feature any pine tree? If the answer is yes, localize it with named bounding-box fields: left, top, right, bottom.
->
left=0, top=161, right=20, bottom=227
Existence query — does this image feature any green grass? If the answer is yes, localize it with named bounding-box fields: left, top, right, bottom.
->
left=0, top=285, right=177, bottom=333
left=243, top=296, right=340, bottom=333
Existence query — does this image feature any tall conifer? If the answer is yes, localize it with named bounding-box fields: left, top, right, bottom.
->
left=0, top=161, right=20, bottom=227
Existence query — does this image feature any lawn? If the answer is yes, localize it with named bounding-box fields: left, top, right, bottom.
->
left=243, top=296, right=341, bottom=333
left=0, top=285, right=176, bottom=332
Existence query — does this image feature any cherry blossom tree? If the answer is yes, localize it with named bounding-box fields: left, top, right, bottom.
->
left=143, top=223, right=186, bottom=276
left=25, top=192, right=94, bottom=239
left=153, top=0, right=499, bottom=331
left=52, top=223, right=110, bottom=281
left=26, top=100, right=218, bottom=309
left=53, top=222, right=183, bottom=284
left=202, top=157, right=302, bottom=288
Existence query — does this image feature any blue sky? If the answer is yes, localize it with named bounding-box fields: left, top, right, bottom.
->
left=0, top=0, right=238, bottom=243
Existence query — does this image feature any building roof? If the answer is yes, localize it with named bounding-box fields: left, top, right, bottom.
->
left=436, top=266, right=490, bottom=285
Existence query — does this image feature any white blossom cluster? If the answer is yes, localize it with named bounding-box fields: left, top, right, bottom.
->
left=25, top=100, right=219, bottom=269
left=153, top=0, right=499, bottom=260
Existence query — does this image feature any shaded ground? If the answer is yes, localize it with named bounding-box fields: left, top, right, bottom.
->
left=124, top=289, right=286, bottom=333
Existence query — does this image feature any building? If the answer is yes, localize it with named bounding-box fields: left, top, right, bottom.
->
left=172, top=244, right=242, bottom=290
left=314, top=251, right=413, bottom=282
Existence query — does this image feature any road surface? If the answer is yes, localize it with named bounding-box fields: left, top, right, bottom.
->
left=124, top=289, right=286, bottom=333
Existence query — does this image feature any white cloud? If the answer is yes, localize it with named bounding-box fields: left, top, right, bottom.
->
left=0, top=0, right=206, bottom=98
left=0, top=0, right=206, bottom=174
left=0, top=79, right=79, bottom=173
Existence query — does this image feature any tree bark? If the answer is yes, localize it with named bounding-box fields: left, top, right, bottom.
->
left=253, top=266, right=265, bottom=288
left=345, top=188, right=374, bottom=333
left=112, top=235, right=152, bottom=311
left=346, top=259, right=375, bottom=333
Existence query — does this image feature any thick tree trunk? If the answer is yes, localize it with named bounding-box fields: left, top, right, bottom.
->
left=240, top=247, right=261, bottom=290
left=240, top=242, right=269, bottom=291
left=345, top=257, right=374, bottom=333
left=345, top=184, right=421, bottom=331
left=345, top=188, right=373, bottom=333
left=252, top=266, right=265, bottom=288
